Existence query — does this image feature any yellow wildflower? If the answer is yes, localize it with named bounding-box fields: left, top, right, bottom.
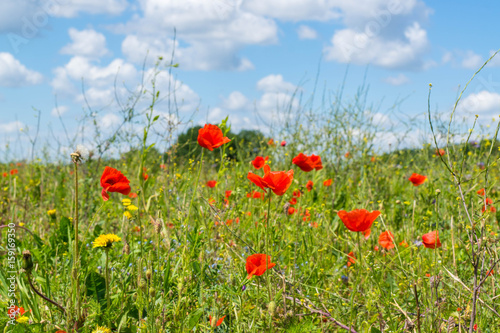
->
left=124, top=211, right=132, bottom=219
left=122, top=198, right=131, bottom=206
left=127, top=205, right=138, bottom=211
left=47, top=209, right=56, bottom=218
left=16, top=316, right=29, bottom=324
left=92, top=234, right=121, bottom=249
left=92, top=326, right=112, bottom=333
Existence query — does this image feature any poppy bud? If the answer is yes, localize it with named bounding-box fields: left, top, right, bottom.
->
left=149, top=287, right=156, bottom=297
left=139, top=278, right=147, bottom=292
left=22, top=250, right=33, bottom=273
left=146, top=269, right=152, bottom=280
left=281, top=141, right=286, bottom=147
left=268, top=301, right=276, bottom=316
left=122, top=242, right=130, bottom=255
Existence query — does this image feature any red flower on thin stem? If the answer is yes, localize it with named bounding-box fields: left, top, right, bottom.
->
left=247, top=165, right=293, bottom=196
left=7, top=305, right=26, bottom=319
left=379, top=231, right=395, bottom=250
left=347, top=251, right=356, bottom=267
left=292, top=153, right=323, bottom=172
left=246, top=253, right=276, bottom=279
left=197, top=124, right=231, bottom=151
left=477, top=188, right=485, bottom=196
left=10, top=169, right=18, bottom=175
left=422, top=231, right=441, bottom=249
left=142, top=167, right=149, bottom=181
left=409, top=173, right=427, bottom=186
left=281, top=141, right=287, bottom=147
left=251, top=156, right=268, bottom=169
left=337, top=209, right=381, bottom=232
left=209, top=315, right=226, bottom=327
left=306, top=180, right=313, bottom=192
left=323, top=179, right=333, bottom=186
left=436, top=149, right=446, bottom=156
left=100, top=167, right=131, bottom=201
left=225, top=190, right=232, bottom=198
left=206, top=180, right=217, bottom=188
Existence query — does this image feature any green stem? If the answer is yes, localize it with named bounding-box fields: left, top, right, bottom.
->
left=73, top=161, right=80, bottom=321
left=186, top=149, right=204, bottom=226
left=265, top=192, right=272, bottom=302
left=105, top=249, right=110, bottom=311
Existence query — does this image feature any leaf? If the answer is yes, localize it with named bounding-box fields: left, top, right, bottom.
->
left=85, top=271, right=106, bottom=308
left=153, top=115, right=160, bottom=122
left=185, top=308, right=204, bottom=330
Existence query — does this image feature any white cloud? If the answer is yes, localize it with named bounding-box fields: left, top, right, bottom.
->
left=51, top=56, right=138, bottom=104
left=297, top=25, right=317, bottom=40
left=48, top=0, right=128, bottom=18
left=325, top=22, right=429, bottom=70
left=257, top=74, right=297, bottom=93
left=242, top=0, right=341, bottom=21
left=0, top=121, right=23, bottom=133
left=222, top=91, right=248, bottom=110
left=461, top=50, right=483, bottom=70
left=117, top=0, right=277, bottom=70
left=61, top=28, right=109, bottom=58
left=0, top=52, right=43, bottom=87
left=51, top=105, right=69, bottom=117
left=384, top=73, right=410, bottom=86
left=100, top=113, right=121, bottom=129
left=457, top=91, right=500, bottom=116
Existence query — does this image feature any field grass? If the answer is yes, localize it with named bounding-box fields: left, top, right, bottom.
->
left=1, top=71, right=500, bottom=332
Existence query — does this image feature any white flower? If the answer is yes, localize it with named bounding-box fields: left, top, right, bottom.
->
left=75, top=144, right=89, bottom=161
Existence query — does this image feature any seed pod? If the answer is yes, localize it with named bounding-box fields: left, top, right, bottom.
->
left=22, top=250, right=33, bottom=273
left=149, top=287, right=156, bottom=297
left=139, top=278, right=147, bottom=292
left=122, top=242, right=130, bottom=255
left=268, top=301, right=276, bottom=316
left=146, top=269, right=152, bottom=280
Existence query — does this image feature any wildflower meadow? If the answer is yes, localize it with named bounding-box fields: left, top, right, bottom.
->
left=2, top=62, right=500, bottom=333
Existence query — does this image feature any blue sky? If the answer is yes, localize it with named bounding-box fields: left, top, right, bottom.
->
left=1, top=0, right=499, bottom=160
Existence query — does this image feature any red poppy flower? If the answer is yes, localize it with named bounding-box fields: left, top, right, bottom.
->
left=378, top=231, right=395, bottom=250
left=10, top=169, right=18, bottom=175
left=337, top=209, right=381, bottom=232
left=142, top=167, right=149, bottom=181
left=247, top=190, right=264, bottom=199
left=7, top=305, right=26, bottom=319
left=281, top=141, right=287, bottom=147
left=477, top=188, right=485, bottom=196
left=251, top=156, right=268, bottom=169
left=209, top=315, right=226, bottom=327
left=293, top=190, right=301, bottom=198
left=160, top=164, right=166, bottom=170
left=399, top=240, right=409, bottom=248
left=362, top=228, right=371, bottom=239
left=370, top=156, right=376, bottom=162
left=347, top=251, right=356, bottom=267
left=268, top=139, right=275, bottom=146
left=100, top=166, right=131, bottom=201
left=206, top=180, right=217, bottom=188
left=409, top=173, right=427, bottom=186
left=301, top=209, right=311, bottom=221
left=436, top=149, right=446, bottom=156
left=306, top=180, right=313, bottom=192
left=289, top=197, right=297, bottom=205
left=128, top=192, right=138, bottom=198
left=422, top=231, right=441, bottom=249
left=323, top=179, right=333, bottom=186
left=2, top=172, right=6, bottom=177
left=344, top=152, right=350, bottom=158
left=225, top=190, right=232, bottom=198
left=292, top=153, right=323, bottom=172
left=481, top=198, right=495, bottom=213
left=288, top=207, right=296, bottom=215
left=309, top=222, right=318, bottom=228
left=247, top=165, right=294, bottom=196
left=197, top=124, right=231, bottom=151
left=374, top=245, right=379, bottom=251
left=246, top=253, right=276, bottom=279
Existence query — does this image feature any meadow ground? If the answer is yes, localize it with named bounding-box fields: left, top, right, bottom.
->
left=1, top=77, right=500, bottom=333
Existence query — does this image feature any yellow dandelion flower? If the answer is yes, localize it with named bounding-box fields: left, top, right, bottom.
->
left=124, top=211, right=132, bottom=219
left=127, top=205, right=138, bottom=211
left=16, top=316, right=29, bottom=324
left=122, top=198, right=131, bottom=206
left=92, top=326, right=112, bottom=333
left=47, top=209, right=56, bottom=217
left=19, top=222, right=25, bottom=227
left=92, top=234, right=121, bottom=249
